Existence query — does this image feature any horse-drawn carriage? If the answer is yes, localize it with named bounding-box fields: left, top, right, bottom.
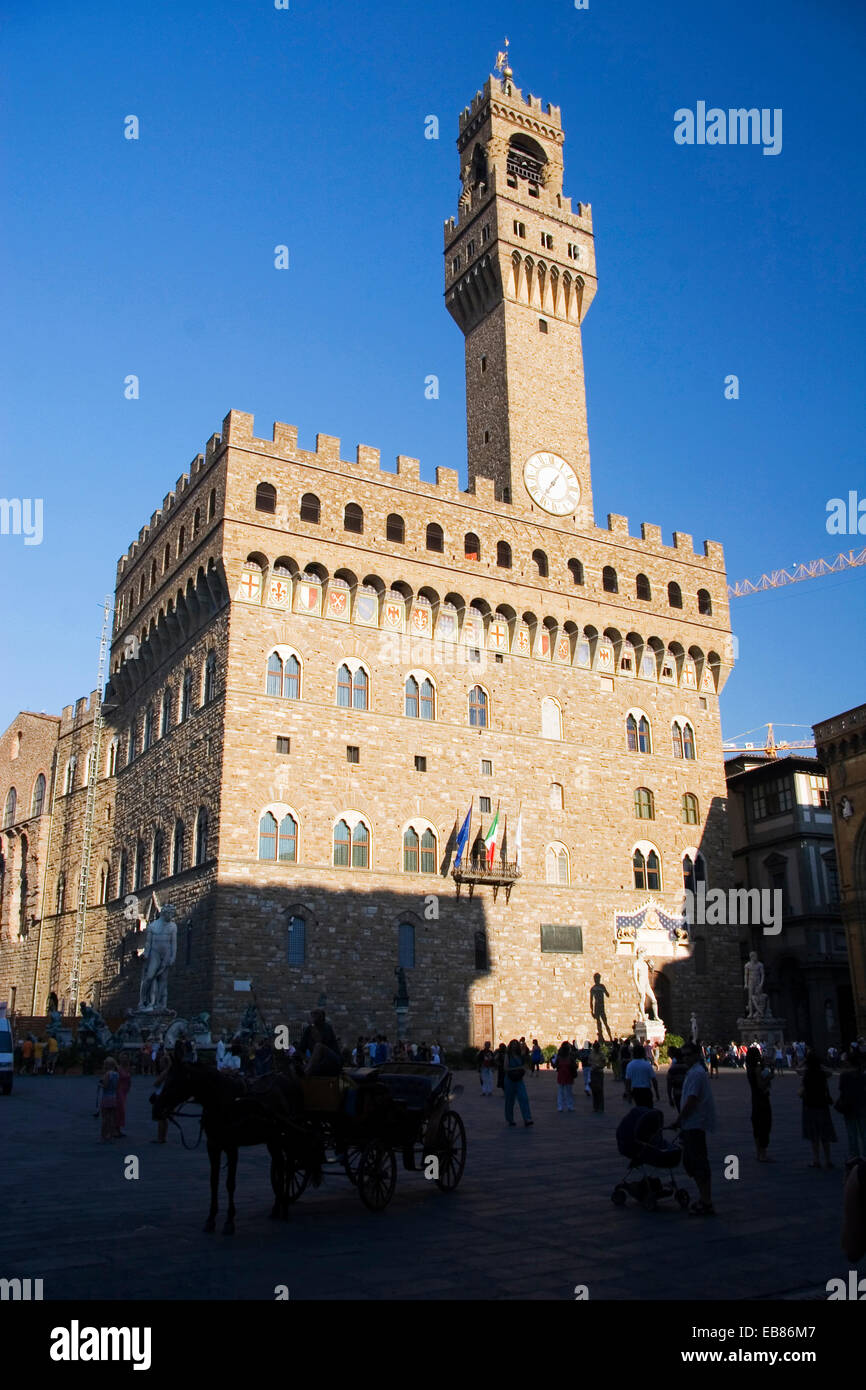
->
left=289, top=1061, right=467, bottom=1211
left=153, top=1055, right=467, bottom=1231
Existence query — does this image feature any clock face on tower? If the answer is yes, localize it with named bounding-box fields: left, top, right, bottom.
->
left=523, top=452, right=581, bottom=515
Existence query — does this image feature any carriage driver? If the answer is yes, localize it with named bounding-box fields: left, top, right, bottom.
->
left=298, top=1008, right=342, bottom=1076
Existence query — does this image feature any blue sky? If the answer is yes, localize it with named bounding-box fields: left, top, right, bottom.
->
left=1, top=0, right=864, bottom=747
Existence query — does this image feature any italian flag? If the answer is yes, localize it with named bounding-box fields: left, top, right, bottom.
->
left=482, top=804, right=500, bottom=867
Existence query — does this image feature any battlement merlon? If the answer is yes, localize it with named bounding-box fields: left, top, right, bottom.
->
left=458, top=77, right=563, bottom=141
left=58, top=689, right=100, bottom=736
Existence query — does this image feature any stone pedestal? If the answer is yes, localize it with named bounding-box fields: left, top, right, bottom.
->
left=738, top=1015, right=785, bottom=1048
left=113, top=1007, right=176, bottom=1051
left=633, top=1018, right=666, bottom=1047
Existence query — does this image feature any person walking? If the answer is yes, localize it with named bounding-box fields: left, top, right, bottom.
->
left=836, top=1046, right=866, bottom=1160
left=625, top=1044, right=659, bottom=1109
left=503, top=1039, right=533, bottom=1128
left=45, top=1034, right=59, bottom=1075
left=530, top=1039, right=543, bottom=1074
left=745, top=1044, right=773, bottom=1161
left=673, top=1041, right=717, bottom=1215
left=799, top=1051, right=837, bottom=1169
left=610, top=1038, right=621, bottom=1083
left=579, top=1042, right=593, bottom=1097
left=478, top=1042, right=496, bottom=1096
left=666, top=1047, right=689, bottom=1112
left=589, top=1043, right=606, bottom=1113
left=115, top=1054, right=132, bottom=1137
left=98, top=1056, right=121, bottom=1143
left=555, top=1041, right=576, bottom=1112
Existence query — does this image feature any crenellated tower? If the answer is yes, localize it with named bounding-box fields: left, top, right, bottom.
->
left=444, top=61, right=598, bottom=522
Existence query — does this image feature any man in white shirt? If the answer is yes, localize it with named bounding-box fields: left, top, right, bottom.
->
left=673, top=1041, right=717, bottom=1214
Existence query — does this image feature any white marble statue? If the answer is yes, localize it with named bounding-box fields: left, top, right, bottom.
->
left=138, top=905, right=178, bottom=1010
left=690, top=1011, right=699, bottom=1044
left=633, top=950, right=659, bottom=1022
left=744, top=951, right=765, bottom=1020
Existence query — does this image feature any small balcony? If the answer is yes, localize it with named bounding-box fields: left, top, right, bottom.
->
left=451, top=859, right=523, bottom=903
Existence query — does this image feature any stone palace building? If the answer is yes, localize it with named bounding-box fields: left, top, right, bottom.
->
left=0, top=66, right=742, bottom=1046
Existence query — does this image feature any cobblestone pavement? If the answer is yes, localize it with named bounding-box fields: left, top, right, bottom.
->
left=1, top=1067, right=860, bottom=1301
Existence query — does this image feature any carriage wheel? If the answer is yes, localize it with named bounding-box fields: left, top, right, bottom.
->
left=357, top=1140, right=396, bottom=1212
left=432, top=1110, right=466, bottom=1192
left=343, top=1146, right=364, bottom=1186
left=285, top=1161, right=310, bottom=1203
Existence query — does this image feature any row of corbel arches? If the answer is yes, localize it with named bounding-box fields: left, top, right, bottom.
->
left=506, top=250, right=585, bottom=321
left=240, top=552, right=722, bottom=691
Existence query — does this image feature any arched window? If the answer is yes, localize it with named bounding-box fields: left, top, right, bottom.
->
left=333, top=819, right=351, bottom=867
left=159, top=689, right=171, bottom=737
left=134, top=841, right=146, bottom=890
left=464, top=532, right=480, bottom=561
left=668, top=581, right=683, bottom=609
left=117, top=852, right=128, bottom=900
left=142, top=706, right=154, bottom=751
left=300, top=493, right=320, bottom=524
left=633, top=847, right=662, bottom=891
left=602, top=565, right=618, bottom=594
left=278, top=813, right=297, bottom=862
left=697, top=588, right=712, bottom=615
left=634, top=788, right=655, bottom=820
left=207, top=488, right=216, bottom=522
left=405, top=675, right=435, bottom=720
left=55, top=872, right=66, bottom=915
left=403, top=826, right=419, bottom=873
left=681, top=793, right=699, bottom=825
left=64, top=757, right=77, bottom=795
left=672, top=720, right=696, bottom=759
left=469, top=686, right=488, bottom=728
left=541, top=697, right=562, bottom=740
left=259, top=812, right=277, bottom=860
left=287, top=913, right=305, bottom=964
left=403, top=826, right=437, bottom=873
left=549, top=782, right=564, bottom=810
left=163, top=543, right=171, bottom=573
left=180, top=670, right=193, bottom=722
left=683, top=853, right=706, bottom=894
left=193, top=507, right=201, bottom=537
left=344, top=502, right=363, bottom=534
left=202, top=651, right=217, bottom=704
left=97, top=863, right=108, bottom=905
left=386, top=513, right=405, bottom=543
left=3, top=787, right=16, bottom=828
left=636, top=573, right=651, bottom=601
left=172, top=820, right=185, bottom=875
left=267, top=651, right=300, bottom=699
left=151, top=828, right=164, bottom=883
left=496, top=540, right=512, bottom=569
left=255, top=481, right=277, bottom=513
left=177, top=527, right=185, bottom=558
left=337, top=662, right=369, bottom=711
left=194, top=807, right=209, bottom=865
left=399, top=922, right=416, bottom=968
left=352, top=821, right=370, bottom=868
left=626, top=713, right=652, bottom=754
left=532, top=548, right=549, bottom=578
left=31, top=774, right=46, bottom=818
left=545, top=843, right=570, bottom=884
left=426, top=522, right=444, bottom=553
left=150, top=559, right=157, bottom=588
left=568, top=558, right=585, bottom=586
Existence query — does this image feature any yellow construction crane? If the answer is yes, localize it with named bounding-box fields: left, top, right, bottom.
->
left=727, top=546, right=866, bottom=598
left=723, top=722, right=816, bottom=759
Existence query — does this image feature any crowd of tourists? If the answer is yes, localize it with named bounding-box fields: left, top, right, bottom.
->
left=13, top=1034, right=60, bottom=1074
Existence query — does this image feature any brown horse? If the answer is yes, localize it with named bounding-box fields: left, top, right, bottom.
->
left=151, top=1057, right=322, bottom=1233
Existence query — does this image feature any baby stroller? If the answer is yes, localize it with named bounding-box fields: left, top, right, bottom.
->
left=611, top=1106, right=689, bottom=1212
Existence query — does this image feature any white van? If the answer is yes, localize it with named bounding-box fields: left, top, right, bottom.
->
left=0, top=1003, right=14, bottom=1095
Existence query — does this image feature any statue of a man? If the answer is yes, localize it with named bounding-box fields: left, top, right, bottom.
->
left=589, top=973, right=612, bottom=1041
left=690, top=1011, right=699, bottom=1044
left=633, top=951, right=659, bottom=1022
left=744, top=951, right=765, bottom=1019
left=138, top=905, right=178, bottom=1010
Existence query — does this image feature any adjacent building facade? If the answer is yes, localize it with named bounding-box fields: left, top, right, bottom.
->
left=0, top=69, right=742, bottom=1045
left=813, top=703, right=866, bottom=1038
left=725, top=752, right=852, bottom=1050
